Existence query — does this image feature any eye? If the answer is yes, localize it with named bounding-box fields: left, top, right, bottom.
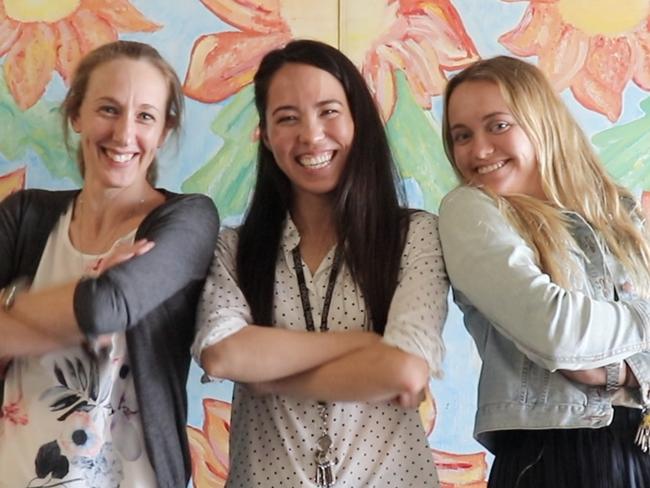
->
left=276, top=114, right=298, bottom=124
left=138, top=112, right=156, bottom=123
left=490, top=121, right=511, bottom=133
left=99, top=105, right=118, bottom=116
left=321, top=108, right=339, bottom=117
left=451, top=131, right=471, bottom=145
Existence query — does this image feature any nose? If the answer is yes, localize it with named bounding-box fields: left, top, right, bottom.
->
left=471, top=132, right=494, bottom=160
left=298, top=117, right=325, bottom=145
left=113, top=114, right=136, bottom=146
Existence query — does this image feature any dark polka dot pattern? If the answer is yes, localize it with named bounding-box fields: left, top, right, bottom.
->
left=193, top=212, right=448, bottom=487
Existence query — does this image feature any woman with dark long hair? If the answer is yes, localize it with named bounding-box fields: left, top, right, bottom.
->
left=193, top=39, right=447, bottom=487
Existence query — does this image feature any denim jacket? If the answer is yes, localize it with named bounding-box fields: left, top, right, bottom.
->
left=439, top=186, right=650, bottom=452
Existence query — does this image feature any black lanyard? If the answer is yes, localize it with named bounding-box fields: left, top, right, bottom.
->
left=291, top=246, right=342, bottom=332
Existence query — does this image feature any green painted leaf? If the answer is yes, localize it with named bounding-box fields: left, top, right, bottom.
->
left=182, top=85, right=258, bottom=219
left=386, top=71, right=457, bottom=212
left=593, top=97, right=650, bottom=192
left=0, top=75, right=79, bottom=183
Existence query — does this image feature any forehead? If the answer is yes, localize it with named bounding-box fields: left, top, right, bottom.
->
left=447, top=80, right=510, bottom=124
left=266, top=63, right=347, bottom=110
left=84, top=57, right=169, bottom=107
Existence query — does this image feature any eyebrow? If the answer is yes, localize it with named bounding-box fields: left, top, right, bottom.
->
left=271, top=99, right=343, bottom=116
left=95, top=96, right=162, bottom=113
left=449, top=111, right=511, bottom=131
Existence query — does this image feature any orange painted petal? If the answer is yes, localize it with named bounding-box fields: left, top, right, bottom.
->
left=0, top=14, right=20, bottom=57
left=362, top=52, right=396, bottom=122
left=200, top=0, right=287, bottom=34
left=400, top=0, right=478, bottom=68
left=54, top=20, right=82, bottom=84
left=632, top=29, right=650, bottom=90
left=537, top=25, right=589, bottom=91
left=4, top=24, right=57, bottom=110
left=184, top=30, right=290, bottom=103
left=406, top=13, right=478, bottom=69
left=187, top=426, right=227, bottom=487
left=84, top=0, right=160, bottom=32
left=432, top=448, right=488, bottom=486
left=70, top=9, right=117, bottom=54
left=571, top=36, right=633, bottom=121
left=203, top=398, right=231, bottom=472
left=642, top=190, right=650, bottom=221
left=0, top=167, right=26, bottom=202
left=499, top=4, right=562, bottom=57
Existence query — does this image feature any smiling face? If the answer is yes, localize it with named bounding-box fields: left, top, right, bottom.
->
left=262, top=63, right=354, bottom=206
left=72, top=57, right=169, bottom=192
left=447, top=80, right=545, bottom=199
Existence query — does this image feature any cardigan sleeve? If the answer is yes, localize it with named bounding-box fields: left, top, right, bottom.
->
left=74, top=193, right=220, bottom=336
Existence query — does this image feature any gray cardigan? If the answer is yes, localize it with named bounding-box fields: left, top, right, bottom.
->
left=0, top=188, right=220, bottom=487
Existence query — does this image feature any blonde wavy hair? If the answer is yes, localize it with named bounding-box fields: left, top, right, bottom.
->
left=441, top=55, right=650, bottom=297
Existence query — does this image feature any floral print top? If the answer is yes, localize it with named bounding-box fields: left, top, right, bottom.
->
left=0, top=204, right=156, bottom=488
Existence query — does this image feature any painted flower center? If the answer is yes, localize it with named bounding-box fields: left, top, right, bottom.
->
left=557, top=0, right=648, bottom=36
left=281, top=0, right=339, bottom=48
left=4, top=0, right=80, bottom=23
left=341, top=0, right=398, bottom=65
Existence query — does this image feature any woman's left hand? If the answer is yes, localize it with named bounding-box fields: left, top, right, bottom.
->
left=93, top=239, right=155, bottom=274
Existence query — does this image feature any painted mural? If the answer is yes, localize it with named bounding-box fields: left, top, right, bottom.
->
left=1, top=1, right=650, bottom=486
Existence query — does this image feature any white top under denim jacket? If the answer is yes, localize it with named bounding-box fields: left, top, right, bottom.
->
left=439, top=186, right=650, bottom=453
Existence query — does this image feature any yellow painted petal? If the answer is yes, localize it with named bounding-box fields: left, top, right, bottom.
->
left=4, top=24, right=57, bottom=110
left=572, top=35, right=633, bottom=121
left=432, top=448, right=488, bottom=487
left=184, top=30, right=290, bottom=103
left=632, top=29, right=650, bottom=90
left=85, top=0, right=160, bottom=33
left=70, top=9, right=117, bottom=53
left=417, top=387, right=437, bottom=436
left=187, top=426, right=227, bottom=487
left=200, top=0, right=286, bottom=34
left=54, top=20, right=82, bottom=83
left=0, top=166, right=26, bottom=202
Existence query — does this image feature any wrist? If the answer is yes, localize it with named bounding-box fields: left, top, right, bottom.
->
left=605, top=361, right=625, bottom=391
left=1, top=278, right=29, bottom=312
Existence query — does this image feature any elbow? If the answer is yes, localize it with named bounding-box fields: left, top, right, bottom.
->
left=200, top=340, right=236, bottom=380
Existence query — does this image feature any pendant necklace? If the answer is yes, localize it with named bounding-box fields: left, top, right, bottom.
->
left=291, top=245, right=342, bottom=487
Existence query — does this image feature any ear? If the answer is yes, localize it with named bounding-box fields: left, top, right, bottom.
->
left=158, top=126, right=171, bottom=148
left=260, top=127, right=270, bottom=150
left=71, top=115, right=81, bottom=134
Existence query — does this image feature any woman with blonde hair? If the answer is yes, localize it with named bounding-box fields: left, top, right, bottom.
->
left=439, top=55, right=650, bottom=487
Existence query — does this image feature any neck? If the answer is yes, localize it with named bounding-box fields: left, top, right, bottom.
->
left=291, top=194, right=337, bottom=274
left=291, top=194, right=336, bottom=242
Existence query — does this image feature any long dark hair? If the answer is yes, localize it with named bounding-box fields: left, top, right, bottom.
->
left=237, top=39, right=408, bottom=334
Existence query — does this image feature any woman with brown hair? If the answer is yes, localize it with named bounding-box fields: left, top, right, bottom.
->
left=0, top=40, right=219, bottom=487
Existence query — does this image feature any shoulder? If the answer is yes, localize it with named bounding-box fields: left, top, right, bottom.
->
left=439, top=185, right=496, bottom=215
left=438, top=186, right=508, bottom=236
left=142, top=191, right=220, bottom=230
left=1, top=189, right=75, bottom=230
left=401, top=209, right=442, bottom=258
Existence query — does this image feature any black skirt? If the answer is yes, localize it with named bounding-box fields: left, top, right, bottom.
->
left=488, top=407, right=650, bottom=488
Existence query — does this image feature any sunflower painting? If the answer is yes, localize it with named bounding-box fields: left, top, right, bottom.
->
left=2, top=2, right=650, bottom=487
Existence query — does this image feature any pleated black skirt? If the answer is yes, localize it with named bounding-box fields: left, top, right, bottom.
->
left=488, top=407, right=650, bottom=488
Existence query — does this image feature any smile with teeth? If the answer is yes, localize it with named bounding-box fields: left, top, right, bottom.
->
left=298, top=151, right=334, bottom=168
left=104, top=148, right=136, bottom=164
left=476, top=160, right=506, bottom=175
